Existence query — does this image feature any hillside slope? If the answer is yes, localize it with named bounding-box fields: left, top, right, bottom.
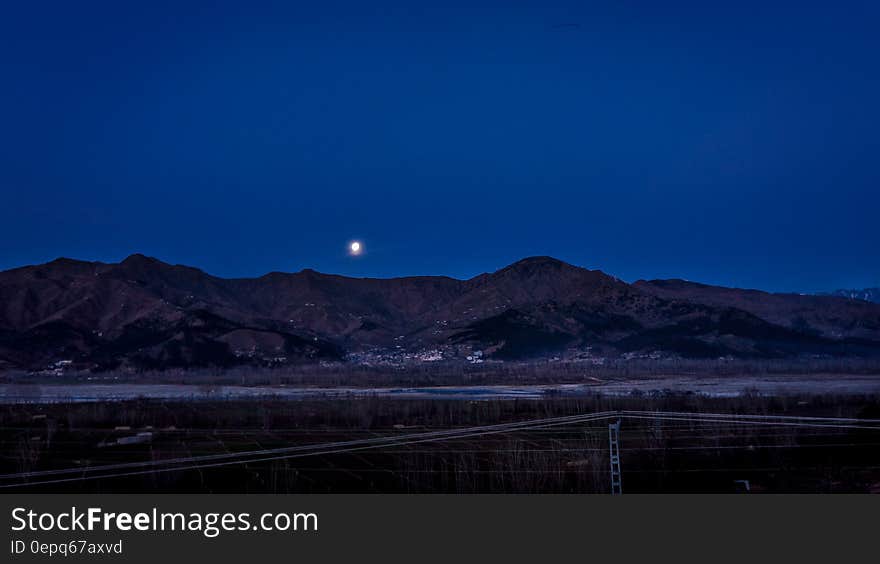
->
left=2, top=255, right=879, bottom=370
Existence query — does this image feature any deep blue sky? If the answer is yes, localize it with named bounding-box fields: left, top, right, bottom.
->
left=2, top=1, right=878, bottom=292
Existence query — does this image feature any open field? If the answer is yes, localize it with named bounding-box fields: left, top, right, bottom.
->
left=2, top=393, right=879, bottom=493
left=2, top=374, right=880, bottom=403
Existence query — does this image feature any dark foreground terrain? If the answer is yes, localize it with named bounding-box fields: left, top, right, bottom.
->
left=3, top=393, right=879, bottom=493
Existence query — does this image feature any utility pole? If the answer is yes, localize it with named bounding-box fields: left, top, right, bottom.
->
left=608, top=419, right=622, bottom=495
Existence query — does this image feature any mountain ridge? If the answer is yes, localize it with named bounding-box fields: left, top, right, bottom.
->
left=822, top=288, right=880, bottom=304
left=2, top=254, right=880, bottom=371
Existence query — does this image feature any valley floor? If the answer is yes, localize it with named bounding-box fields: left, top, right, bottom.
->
left=1, top=373, right=880, bottom=403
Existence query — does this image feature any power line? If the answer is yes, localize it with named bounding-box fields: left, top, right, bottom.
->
left=0, top=412, right=619, bottom=486
left=0, top=413, right=619, bottom=488
left=4, top=409, right=879, bottom=489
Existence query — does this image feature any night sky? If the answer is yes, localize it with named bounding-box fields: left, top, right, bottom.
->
left=2, top=1, right=878, bottom=292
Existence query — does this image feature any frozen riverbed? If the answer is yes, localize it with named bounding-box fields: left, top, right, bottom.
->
left=1, top=374, right=879, bottom=403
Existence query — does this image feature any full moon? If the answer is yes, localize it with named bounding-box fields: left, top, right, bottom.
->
left=349, top=241, right=362, bottom=255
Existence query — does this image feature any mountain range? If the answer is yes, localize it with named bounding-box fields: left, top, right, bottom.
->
left=2, top=254, right=880, bottom=371
left=822, top=288, right=880, bottom=304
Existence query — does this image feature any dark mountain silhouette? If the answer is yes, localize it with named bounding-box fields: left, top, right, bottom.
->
left=633, top=279, right=880, bottom=341
left=2, top=255, right=880, bottom=371
left=821, top=288, right=880, bottom=304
